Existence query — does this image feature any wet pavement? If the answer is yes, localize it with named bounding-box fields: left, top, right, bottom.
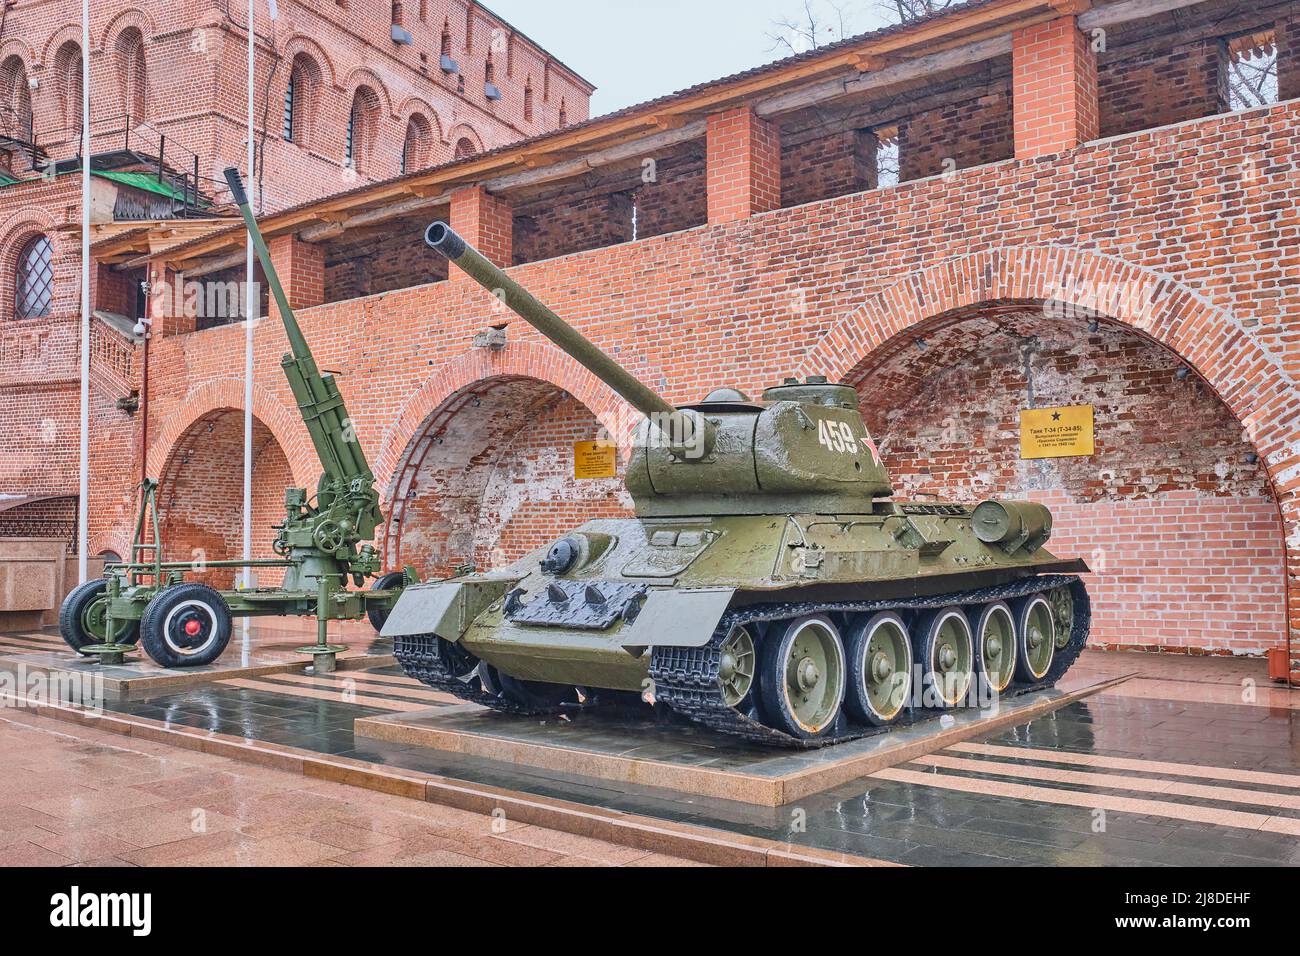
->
left=1, top=625, right=1297, bottom=866
left=0, top=707, right=706, bottom=867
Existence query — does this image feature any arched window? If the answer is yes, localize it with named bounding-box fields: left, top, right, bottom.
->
left=523, top=79, right=533, bottom=122
left=115, top=28, right=147, bottom=123
left=54, top=42, right=83, bottom=135
left=284, top=54, right=321, bottom=146
left=485, top=55, right=495, bottom=85
left=14, top=235, right=53, bottom=319
left=0, top=56, right=32, bottom=142
left=346, top=86, right=380, bottom=173
left=453, top=136, right=477, bottom=160
left=283, top=74, right=295, bottom=141
left=558, top=98, right=567, bottom=127
left=441, top=20, right=452, bottom=56
left=401, top=114, right=432, bottom=174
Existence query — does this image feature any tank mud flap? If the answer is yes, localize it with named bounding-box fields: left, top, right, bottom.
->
left=380, top=577, right=519, bottom=640
left=622, top=587, right=736, bottom=649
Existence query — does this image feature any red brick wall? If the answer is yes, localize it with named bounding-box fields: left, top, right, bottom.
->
left=781, top=130, right=875, bottom=209
left=706, top=108, right=781, bottom=224
left=1281, top=12, right=1300, bottom=102
left=1013, top=17, right=1098, bottom=159
left=450, top=185, right=512, bottom=269
left=633, top=149, right=708, bottom=240
left=1098, top=36, right=1225, bottom=139
left=901, top=86, right=1015, bottom=180
left=387, top=378, right=628, bottom=577
left=856, top=306, right=1285, bottom=656
left=155, top=409, right=291, bottom=589
left=514, top=192, right=634, bottom=266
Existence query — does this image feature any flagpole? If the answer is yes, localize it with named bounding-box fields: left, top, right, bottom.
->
left=242, top=0, right=255, bottom=631
left=77, top=0, right=90, bottom=583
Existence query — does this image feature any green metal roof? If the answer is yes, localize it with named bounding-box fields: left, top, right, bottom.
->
left=92, top=169, right=187, bottom=201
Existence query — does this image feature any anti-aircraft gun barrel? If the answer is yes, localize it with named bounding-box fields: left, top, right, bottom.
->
left=424, top=222, right=703, bottom=449
left=223, top=168, right=372, bottom=489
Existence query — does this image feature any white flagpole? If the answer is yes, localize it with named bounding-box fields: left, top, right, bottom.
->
left=243, top=0, right=255, bottom=630
left=77, top=0, right=90, bottom=583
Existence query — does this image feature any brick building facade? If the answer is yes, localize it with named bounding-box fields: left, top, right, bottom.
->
left=2, top=0, right=1298, bottom=677
left=0, top=0, right=590, bottom=574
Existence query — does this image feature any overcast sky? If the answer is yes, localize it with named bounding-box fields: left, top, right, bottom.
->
left=486, top=0, right=898, bottom=116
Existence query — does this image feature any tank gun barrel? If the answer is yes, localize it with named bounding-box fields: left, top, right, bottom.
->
left=424, top=222, right=680, bottom=426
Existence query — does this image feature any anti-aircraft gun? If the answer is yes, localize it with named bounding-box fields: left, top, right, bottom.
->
left=57, top=169, right=412, bottom=668
left=384, top=222, right=1092, bottom=748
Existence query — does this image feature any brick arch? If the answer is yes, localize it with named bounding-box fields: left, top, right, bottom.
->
left=374, top=340, right=629, bottom=487
left=0, top=213, right=59, bottom=319
left=395, top=95, right=440, bottom=131
left=802, top=245, right=1300, bottom=670
left=38, top=23, right=82, bottom=66
left=340, top=67, right=394, bottom=118
left=279, top=34, right=337, bottom=90
left=145, top=379, right=314, bottom=489
left=87, top=528, right=132, bottom=564
left=98, top=8, right=156, bottom=50
left=0, top=38, right=34, bottom=70
left=377, top=344, right=634, bottom=573
left=448, top=123, right=483, bottom=158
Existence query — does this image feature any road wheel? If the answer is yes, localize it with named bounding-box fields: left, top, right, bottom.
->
left=917, top=607, right=974, bottom=708
left=139, top=583, right=232, bottom=668
left=717, top=624, right=757, bottom=711
left=366, top=571, right=407, bottom=632
left=758, top=614, right=846, bottom=740
left=972, top=601, right=1016, bottom=695
left=844, top=611, right=911, bottom=726
left=1014, top=594, right=1056, bottom=683
left=58, top=579, right=139, bottom=653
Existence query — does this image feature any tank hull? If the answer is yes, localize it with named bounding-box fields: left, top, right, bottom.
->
left=388, top=507, right=1091, bottom=747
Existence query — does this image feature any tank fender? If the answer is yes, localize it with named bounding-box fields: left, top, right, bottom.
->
left=620, top=586, right=736, bottom=649
left=380, top=577, right=519, bottom=640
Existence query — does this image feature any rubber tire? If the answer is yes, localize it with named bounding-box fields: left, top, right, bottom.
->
left=1012, top=594, right=1056, bottom=684
left=139, top=583, right=233, bottom=668
left=844, top=611, right=912, bottom=727
left=757, top=614, right=846, bottom=741
left=366, top=571, right=407, bottom=632
left=58, top=578, right=139, bottom=654
left=915, top=606, right=974, bottom=710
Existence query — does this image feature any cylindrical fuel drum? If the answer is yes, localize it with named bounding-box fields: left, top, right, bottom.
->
left=970, top=500, right=1052, bottom=550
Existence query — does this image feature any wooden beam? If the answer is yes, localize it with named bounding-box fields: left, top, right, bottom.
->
left=486, top=121, right=706, bottom=193
left=1079, top=0, right=1208, bottom=30
left=756, top=34, right=1014, bottom=118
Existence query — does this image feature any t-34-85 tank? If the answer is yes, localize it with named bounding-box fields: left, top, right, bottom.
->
left=383, top=222, right=1091, bottom=747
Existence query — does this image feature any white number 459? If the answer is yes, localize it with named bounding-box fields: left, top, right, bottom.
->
left=817, top=419, right=858, bottom=454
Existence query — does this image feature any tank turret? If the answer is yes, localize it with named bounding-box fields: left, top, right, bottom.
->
left=424, top=222, right=892, bottom=515
left=388, top=224, right=1093, bottom=748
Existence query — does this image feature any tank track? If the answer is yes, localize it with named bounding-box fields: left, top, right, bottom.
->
left=394, top=635, right=553, bottom=716
left=396, top=574, right=1090, bottom=748
left=649, top=574, right=1090, bottom=749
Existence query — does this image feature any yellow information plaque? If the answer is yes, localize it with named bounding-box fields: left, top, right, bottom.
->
left=573, top=441, right=618, bottom=479
left=1020, top=405, right=1095, bottom=459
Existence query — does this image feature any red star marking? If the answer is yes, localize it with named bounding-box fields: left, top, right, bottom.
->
left=861, top=434, right=880, bottom=464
